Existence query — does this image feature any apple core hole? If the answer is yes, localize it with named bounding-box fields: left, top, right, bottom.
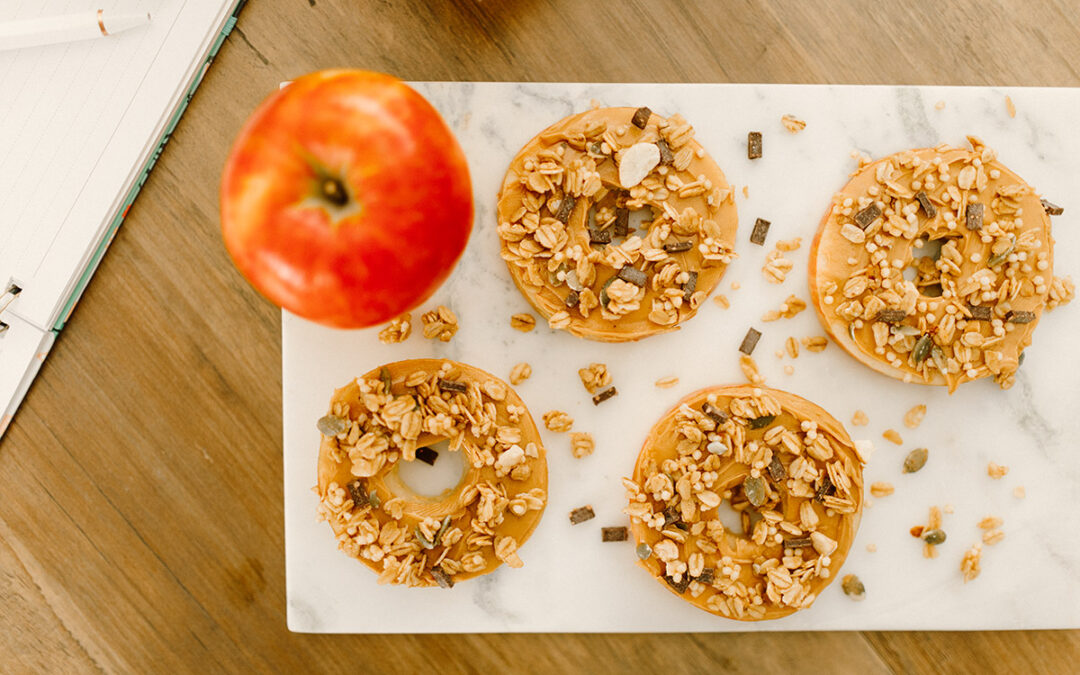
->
left=395, top=439, right=465, bottom=498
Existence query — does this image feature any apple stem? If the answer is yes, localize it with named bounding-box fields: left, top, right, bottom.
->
left=320, top=176, right=349, bottom=207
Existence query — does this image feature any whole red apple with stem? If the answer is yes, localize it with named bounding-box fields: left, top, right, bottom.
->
left=220, top=70, right=473, bottom=328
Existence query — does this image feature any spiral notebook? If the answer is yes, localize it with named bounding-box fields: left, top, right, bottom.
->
left=0, top=0, right=244, bottom=438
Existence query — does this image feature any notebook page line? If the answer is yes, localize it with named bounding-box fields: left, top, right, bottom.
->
left=28, top=0, right=187, bottom=281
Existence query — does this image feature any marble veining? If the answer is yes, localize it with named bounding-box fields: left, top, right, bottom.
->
left=283, top=83, right=1080, bottom=632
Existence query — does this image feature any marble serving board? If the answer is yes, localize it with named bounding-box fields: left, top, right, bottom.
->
left=283, top=83, right=1080, bottom=633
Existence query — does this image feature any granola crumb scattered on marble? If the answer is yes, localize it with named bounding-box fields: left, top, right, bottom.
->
left=851, top=410, right=869, bottom=426
left=776, top=237, right=802, bottom=252
left=739, top=354, right=765, bottom=384
left=866, top=543, right=877, bottom=553
left=542, top=410, right=574, bottom=433
left=763, top=249, right=794, bottom=284
left=570, top=432, right=595, bottom=458
left=903, top=404, right=927, bottom=429
left=578, top=362, right=611, bottom=394
left=961, top=544, right=982, bottom=582
left=982, top=529, right=1005, bottom=545
left=781, top=114, right=807, bottom=134
left=987, top=462, right=1009, bottom=479
left=882, top=428, right=903, bottom=445
left=1013, top=485, right=1026, bottom=499
left=713, top=293, right=730, bottom=309
left=509, top=362, right=532, bottom=385
left=655, top=375, right=680, bottom=389
left=784, top=336, right=800, bottom=359
left=510, top=313, right=537, bottom=332
left=762, top=294, right=807, bottom=322
left=783, top=365, right=795, bottom=375
left=978, top=516, right=1003, bottom=530
left=421, top=305, right=459, bottom=342
left=870, top=482, right=894, bottom=498
left=935, top=100, right=946, bottom=110
left=742, top=185, right=750, bottom=199
left=841, top=574, right=865, bottom=600
left=1005, top=95, right=1016, bottom=119
left=378, top=313, right=412, bottom=344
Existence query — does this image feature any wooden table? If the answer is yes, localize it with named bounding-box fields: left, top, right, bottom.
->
left=2, top=1, right=1078, bottom=671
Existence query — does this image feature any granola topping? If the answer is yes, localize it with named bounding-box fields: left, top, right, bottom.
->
left=316, top=359, right=547, bottom=588
left=809, top=138, right=1069, bottom=392
left=625, top=384, right=864, bottom=621
left=496, top=106, right=738, bottom=342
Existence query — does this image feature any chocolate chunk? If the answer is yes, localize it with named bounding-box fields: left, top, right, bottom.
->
left=854, top=204, right=882, bottom=230
left=750, top=217, right=771, bottom=246
left=656, top=138, right=674, bottom=164
left=592, top=386, right=618, bottom=405
left=967, top=304, right=992, bottom=321
left=616, top=265, right=647, bottom=287
left=682, top=271, right=698, bottom=303
left=738, top=327, right=762, bottom=355
left=694, top=568, right=715, bottom=585
left=569, top=505, right=596, bottom=525
left=748, top=415, right=776, bottom=430
left=554, top=194, right=576, bottom=224
left=767, top=455, right=786, bottom=482
left=1006, top=310, right=1036, bottom=324
left=783, top=537, right=814, bottom=549
left=814, top=475, right=836, bottom=502
left=438, top=378, right=468, bottom=393
left=601, top=526, right=629, bottom=542
left=664, top=574, right=691, bottom=593
left=747, top=131, right=762, bottom=159
left=915, top=191, right=938, bottom=218
left=701, top=402, right=730, bottom=425
left=346, top=479, right=368, bottom=507
left=663, top=241, right=694, bottom=253
left=430, top=566, right=455, bottom=589
left=415, top=446, right=438, bottom=466
left=589, top=226, right=612, bottom=245
left=965, top=203, right=985, bottom=231
left=565, top=290, right=580, bottom=308
left=631, top=107, right=652, bottom=129
left=875, top=308, right=908, bottom=323
left=662, top=504, right=681, bottom=527
left=1041, top=199, right=1064, bottom=216
left=614, top=207, right=630, bottom=237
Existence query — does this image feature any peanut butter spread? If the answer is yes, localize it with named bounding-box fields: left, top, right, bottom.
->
left=809, top=138, right=1074, bottom=391
left=316, top=359, right=547, bottom=588
left=497, top=106, right=738, bottom=342
left=625, top=385, right=864, bottom=621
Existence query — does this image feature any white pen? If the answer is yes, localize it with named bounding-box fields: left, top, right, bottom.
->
left=0, top=9, right=151, bottom=52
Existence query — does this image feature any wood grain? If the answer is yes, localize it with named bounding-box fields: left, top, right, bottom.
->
left=1, top=0, right=1078, bottom=672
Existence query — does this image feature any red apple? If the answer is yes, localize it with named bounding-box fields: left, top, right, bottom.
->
left=220, top=70, right=473, bottom=328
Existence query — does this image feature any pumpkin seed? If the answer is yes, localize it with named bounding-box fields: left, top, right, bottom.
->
left=436, top=515, right=452, bottom=545
left=598, top=275, right=617, bottom=309
left=911, top=334, right=933, bottom=365
left=748, top=414, right=776, bottom=430
left=923, top=528, right=946, bottom=545
left=316, top=414, right=347, bottom=437
left=415, top=527, right=436, bottom=550
left=986, top=236, right=1016, bottom=267
left=903, top=447, right=929, bottom=474
left=841, top=574, right=866, bottom=601
left=368, top=490, right=381, bottom=509
left=636, top=542, right=652, bottom=560
left=547, top=263, right=569, bottom=287
left=380, top=366, right=393, bottom=393
left=848, top=322, right=857, bottom=342
left=743, top=475, right=767, bottom=507
left=930, top=345, right=948, bottom=373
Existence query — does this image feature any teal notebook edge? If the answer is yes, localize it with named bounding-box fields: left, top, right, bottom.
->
left=52, top=1, right=246, bottom=333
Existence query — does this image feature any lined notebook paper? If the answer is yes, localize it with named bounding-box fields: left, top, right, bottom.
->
left=0, top=0, right=241, bottom=436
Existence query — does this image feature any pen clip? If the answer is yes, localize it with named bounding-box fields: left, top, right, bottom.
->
left=0, top=283, right=22, bottom=316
